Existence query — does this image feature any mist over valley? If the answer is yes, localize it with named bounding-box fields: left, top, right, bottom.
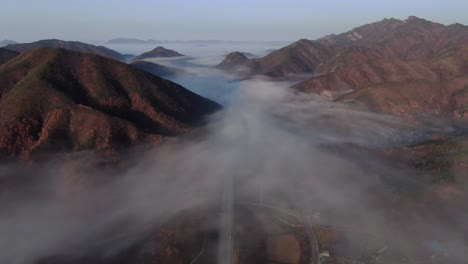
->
left=1, top=5, right=468, bottom=264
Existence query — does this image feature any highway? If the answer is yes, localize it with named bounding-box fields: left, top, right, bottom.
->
left=217, top=172, right=234, bottom=264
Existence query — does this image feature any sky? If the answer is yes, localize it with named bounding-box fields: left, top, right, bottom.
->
left=1, top=0, right=468, bottom=42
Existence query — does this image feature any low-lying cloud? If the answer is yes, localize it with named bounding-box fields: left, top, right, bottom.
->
left=0, top=76, right=467, bottom=263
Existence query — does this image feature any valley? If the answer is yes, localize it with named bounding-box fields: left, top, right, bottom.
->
left=0, top=13, right=467, bottom=264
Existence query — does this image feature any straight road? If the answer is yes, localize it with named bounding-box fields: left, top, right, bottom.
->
left=217, top=172, right=234, bottom=264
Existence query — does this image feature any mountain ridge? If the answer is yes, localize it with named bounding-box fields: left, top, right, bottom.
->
left=5, top=39, right=124, bottom=61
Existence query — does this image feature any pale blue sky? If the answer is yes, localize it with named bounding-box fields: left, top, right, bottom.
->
left=1, top=0, right=467, bottom=42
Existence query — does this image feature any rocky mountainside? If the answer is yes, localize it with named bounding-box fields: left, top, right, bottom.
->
left=0, top=48, right=220, bottom=160
left=316, top=16, right=468, bottom=69
left=318, top=18, right=405, bottom=46
left=249, top=39, right=333, bottom=78
left=4, top=39, right=124, bottom=61
left=291, top=17, right=468, bottom=119
left=293, top=40, right=468, bottom=94
left=0, top=48, right=18, bottom=65
left=133, top=46, right=184, bottom=60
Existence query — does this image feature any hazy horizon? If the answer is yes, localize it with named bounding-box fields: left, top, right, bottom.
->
left=1, top=0, right=468, bottom=43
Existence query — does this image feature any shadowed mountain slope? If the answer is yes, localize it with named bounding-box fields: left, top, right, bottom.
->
left=130, top=61, right=187, bottom=78
left=0, top=48, right=19, bottom=65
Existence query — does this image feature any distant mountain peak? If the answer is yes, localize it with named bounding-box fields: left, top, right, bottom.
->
left=0, top=39, right=17, bottom=47
left=153, top=46, right=167, bottom=50
left=406, top=15, right=423, bottom=21
left=133, top=46, right=184, bottom=61
left=215, top=51, right=252, bottom=72
left=450, top=23, right=466, bottom=28
left=226, top=51, right=248, bottom=59
left=382, top=17, right=401, bottom=22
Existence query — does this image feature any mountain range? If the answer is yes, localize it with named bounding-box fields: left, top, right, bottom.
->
left=107, top=38, right=291, bottom=46
left=107, top=38, right=161, bottom=45
left=217, top=16, right=468, bottom=118
left=218, top=16, right=468, bottom=78
left=2, top=40, right=187, bottom=78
